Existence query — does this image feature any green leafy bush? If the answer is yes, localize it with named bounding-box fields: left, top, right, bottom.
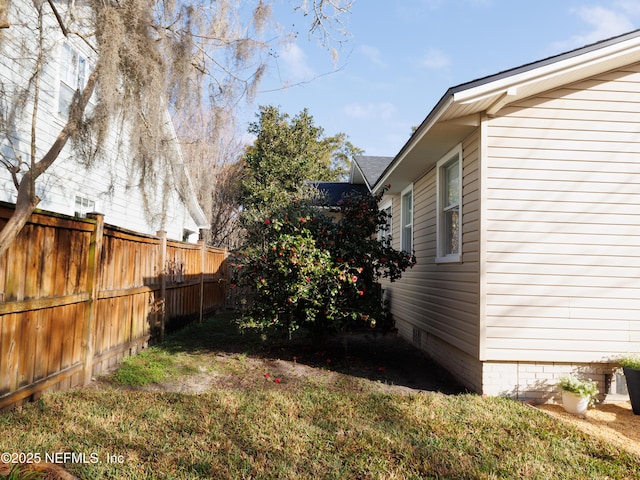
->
left=234, top=188, right=415, bottom=337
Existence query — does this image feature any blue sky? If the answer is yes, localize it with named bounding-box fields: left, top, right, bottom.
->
left=244, top=0, right=640, bottom=157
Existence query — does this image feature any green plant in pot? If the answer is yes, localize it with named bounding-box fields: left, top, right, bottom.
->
left=620, top=355, right=640, bottom=415
left=557, top=375, right=599, bottom=415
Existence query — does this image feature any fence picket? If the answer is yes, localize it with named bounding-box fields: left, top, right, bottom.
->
left=0, top=204, right=227, bottom=411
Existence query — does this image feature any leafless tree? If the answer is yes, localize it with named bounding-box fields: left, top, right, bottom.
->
left=174, top=105, right=246, bottom=248
left=0, top=0, right=353, bottom=257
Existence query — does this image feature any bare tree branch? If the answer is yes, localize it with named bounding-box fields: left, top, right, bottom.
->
left=0, top=0, right=353, bottom=255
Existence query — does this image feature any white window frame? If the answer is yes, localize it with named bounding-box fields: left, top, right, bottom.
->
left=74, top=194, right=96, bottom=218
left=400, top=185, right=413, bottom=254
left=57, top=42, right=92, bottom=119
left=435, top=145, right=462, bottom=264
left=378, top=199, right=393, bottom=248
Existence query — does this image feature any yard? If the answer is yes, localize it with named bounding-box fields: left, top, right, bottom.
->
left=1, top=313, right=639, bottom=479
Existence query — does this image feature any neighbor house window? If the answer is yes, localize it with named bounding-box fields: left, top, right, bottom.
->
left=58, top=43, right=89, bottom=118
left=436, top=145, right=462, bottom=263
left=378, top=200, right=392, bottom=248
left=400, top=185, right=413, bottom=253
left=74, top=195, right=95, bottom=218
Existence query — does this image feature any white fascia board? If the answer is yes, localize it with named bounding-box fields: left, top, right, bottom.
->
left=373, top=95, right=455, bottom=193
left=163, top=110, right=209, bottom=230
left=349, top=159, right=369, bottom=189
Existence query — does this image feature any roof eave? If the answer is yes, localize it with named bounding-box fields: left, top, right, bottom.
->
left=373, top=29, right=640, bottom=195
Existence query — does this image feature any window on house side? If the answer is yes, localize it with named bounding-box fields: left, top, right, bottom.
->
left=436, top=147, right=462, bottom=263
left=401, top=187, right=413, bottom=253
left=74, top=195, right=95, bottom=218
left=58, top=43, right=89, bottom=119
left=378, top=202, right=392, bottom=248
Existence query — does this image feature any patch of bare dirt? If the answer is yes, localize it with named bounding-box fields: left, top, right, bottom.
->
left=537, top=402, right=640, bottom=457
left=125, top=330, right=468, bottom=396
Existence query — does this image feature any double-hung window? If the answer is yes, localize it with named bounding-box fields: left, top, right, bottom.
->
left=436, top=146, right=462, bottom=263
left=74, top=195, right=95, bottom=218
left=58, top=43, right=89, bottom=119
left=400, top=186, right=413, bottom=253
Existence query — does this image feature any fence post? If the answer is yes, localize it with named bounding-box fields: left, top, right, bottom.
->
left=199, top=239, right=206, bottom=323
left=82, top=213, right=104, bottom=385
left=157, top=231, right=167, bottom=342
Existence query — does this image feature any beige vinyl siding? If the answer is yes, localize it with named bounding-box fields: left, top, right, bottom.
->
left=384, top=131, right=481, bottom=357
left=484, top=64, right=640, bottom=362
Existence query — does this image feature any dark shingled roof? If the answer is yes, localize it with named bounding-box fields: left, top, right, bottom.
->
left=311, top=182, right=370, bottom=206
left=353, top=155, right=394, bottom=187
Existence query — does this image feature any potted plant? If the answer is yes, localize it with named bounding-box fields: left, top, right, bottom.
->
left=620, top=355, right=640, bottom=415
left=557, top=375, right=599, bottom=415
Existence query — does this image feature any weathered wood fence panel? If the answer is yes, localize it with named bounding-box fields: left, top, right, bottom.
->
left=0, top=204, right=227, bottom=411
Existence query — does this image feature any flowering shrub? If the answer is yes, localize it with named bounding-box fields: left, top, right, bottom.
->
left=234, top=188, right=415, bottom=337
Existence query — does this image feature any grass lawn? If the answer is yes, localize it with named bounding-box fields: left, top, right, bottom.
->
left=1, top=314, right=639, bottom=479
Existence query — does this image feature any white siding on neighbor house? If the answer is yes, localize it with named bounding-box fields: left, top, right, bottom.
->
left=484, top=64, right=640, bottom=362
left=0, top=1, right=202, bottom=242
left=383, top=131, right=481, bottom=359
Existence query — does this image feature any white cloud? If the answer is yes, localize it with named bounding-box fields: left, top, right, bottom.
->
left=615, top=0, right=640, bottom=17
left=279, top=41, right=315, bottom=82
left=359, top=45, right=386, bottom=67
left=552, top=6, right=635, bottom=51
left=421, top=48, right=451, bottom=70
left=343, top=102, right=397, bottom=120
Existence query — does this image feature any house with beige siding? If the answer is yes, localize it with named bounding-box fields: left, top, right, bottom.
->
left=356, top=30, right=640, bottom=402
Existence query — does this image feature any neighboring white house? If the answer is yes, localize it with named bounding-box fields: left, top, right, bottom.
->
left=0, top=0, right=208, bottom=242
left=353, top=30, right=640, bottom=403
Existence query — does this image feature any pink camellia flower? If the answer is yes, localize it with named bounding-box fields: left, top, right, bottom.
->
left=265, top=219, right=271, bottom=225
left=305, top=276, right=310, bottom=283
left=359, top=290, right=364, bottom=296
left=351, top=276, right=358, bottom=283
left=264, top=373, right=271, bottom=378
left=299, top=217, right=306, bottom=223
left=274, top=378, right=281, bottom=384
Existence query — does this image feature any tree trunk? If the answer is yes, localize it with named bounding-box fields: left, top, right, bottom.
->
left=0, top=182, right=39, bottom=258
left=0, top=0, right=9, bottom=28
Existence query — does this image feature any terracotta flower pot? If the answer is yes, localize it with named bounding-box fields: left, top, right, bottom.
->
left=562, top=390, right=589, bottom=415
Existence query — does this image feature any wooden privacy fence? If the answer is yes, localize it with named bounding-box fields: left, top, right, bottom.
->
left=0, top=204, right=227, bottom=411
